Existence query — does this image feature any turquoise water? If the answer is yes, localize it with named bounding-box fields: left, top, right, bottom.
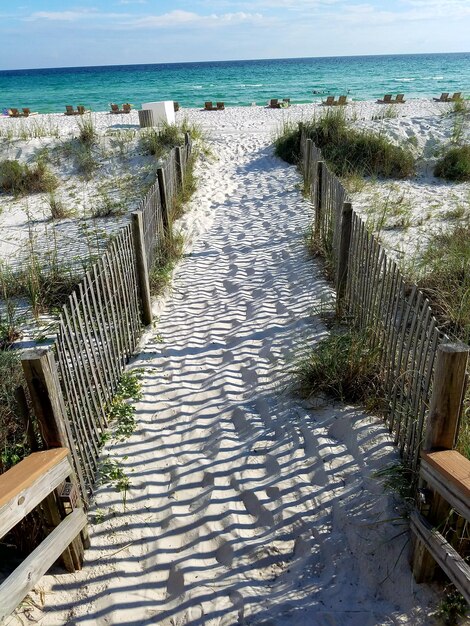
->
left=0, top=53, right=469, bottom=113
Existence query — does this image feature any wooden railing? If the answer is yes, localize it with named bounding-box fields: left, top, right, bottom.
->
left=0, top=448, right=88, bottom=622
left=410, top=344, right=470, bottom=601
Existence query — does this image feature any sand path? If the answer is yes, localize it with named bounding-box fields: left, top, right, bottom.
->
left=30, top=131, right=437, bottom=626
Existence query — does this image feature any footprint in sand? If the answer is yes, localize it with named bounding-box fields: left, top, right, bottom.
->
left=166, top=564, right=185, bottom=598
left=230, top=406, right=254, bottom=439
left=223, top=279, right=238, bottom=294
left=215, top=540, right=235, bottom=567
left=241, top=489, right=274, bottom=527
left=264, top=453, right=281, bottom=476
left=266, top=485, right=281, bottom=499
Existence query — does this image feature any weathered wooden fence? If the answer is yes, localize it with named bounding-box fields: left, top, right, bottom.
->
left=300, top=129, right=465, bottom=473
left=301, top=128, right=470, bottom=595
left=20, top=137, right=193, bottom=501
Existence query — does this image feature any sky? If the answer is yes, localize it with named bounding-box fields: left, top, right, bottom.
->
left=1, top=0, right=469, bottom=70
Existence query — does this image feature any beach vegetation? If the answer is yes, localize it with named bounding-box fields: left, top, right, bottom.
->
left=149, top=230, right=185, bottom=296
left=93, top=189, right=126, bottom=217
left=98, top=458, right=130, bottom=509
left=372, top=105, right=399, bottom=120
left=141, top=122, right=185, bottom=158
left=434, top=145, right=470, bottom=181
left=435, top=586, right=468, bottom=625
left=171, top=152, right=198, bottom=220
left=0, top=350, right=30, bottom=472
left=77, top=115, right=98, bottom=147
left=274, top=121, right=301, bottom=165
left=294, top=328, right=384, bottom=406
left=305, top=109, right=415, bottom=178
left=275, top=109, right=415, bottom=179
left=48, top=192, right=72, bottom=219
left=105, top=370, right=142, bottom=441
left=0, top=159, right=58, bottom=196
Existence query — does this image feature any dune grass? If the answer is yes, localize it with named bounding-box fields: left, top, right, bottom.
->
left=294, top=329, right=384, bottom=406
left=434, top=145, right=470, bottom=181
left=275, top=109, right=415, bottom=179
left=0, top=159, right=58, bottom=196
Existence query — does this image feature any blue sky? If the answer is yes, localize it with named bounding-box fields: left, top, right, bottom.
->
left=1, top=0, right=469, bottom=69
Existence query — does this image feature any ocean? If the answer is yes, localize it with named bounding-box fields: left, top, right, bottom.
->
left=0, top=53, right=469, bottom=113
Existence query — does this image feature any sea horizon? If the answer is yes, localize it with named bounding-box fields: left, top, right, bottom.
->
left=1, top=51, right=469, bottom=113
left=2, top=50, right=469, bottom=73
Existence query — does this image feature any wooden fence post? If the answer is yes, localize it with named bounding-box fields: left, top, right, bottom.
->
left=132, top=211, right=153, bottom=326
left=304, top=138, right=312, bottom=193
left=157, top=167, right=170, bottom=231
left=314, top=160, right=324, bottom=239
left=20, top=350, right=88, bottom=564
left=412, top=342, right=469, bottom=582
left=21, top=349, right=70, bottom=449
left=175, top=146, right=184, bottom=188
left=424, top=343, right=469, bottom=451
left=336, top=201, right=353, bottom=311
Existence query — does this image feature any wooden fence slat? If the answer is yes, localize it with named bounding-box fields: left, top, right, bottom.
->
left=93, top=260, right=120, bottom=387
left=55, top=334, right=94, bottom=490
left=73, top=289, right=106, bottom=430
left=66, top=294, right=102, bottom=437
left=78, top=280, right=109, bottom=416
left=85, top=269, right=115, bottom=400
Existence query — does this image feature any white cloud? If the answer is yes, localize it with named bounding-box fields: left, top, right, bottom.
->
left=25, top=10, right=96, bottom=22
left=132, top=10, right=264, bottom=28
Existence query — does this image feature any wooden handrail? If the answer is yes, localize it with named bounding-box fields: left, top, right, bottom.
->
left=0, top=448, right=71, bottom=539
left=0, top=448, right=69, bottom=508
left=0, top=448, right=88, bottom=622
left=420, top=450, right=470, bottom=521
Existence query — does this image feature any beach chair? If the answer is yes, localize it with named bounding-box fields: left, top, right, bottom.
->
left=216, top=102, right=225, bottom=110
left=65, top=105, right=77, bottom=115
left=22, top=108, right=38, bottom=117
left=394, top=94, right=405, bottom=103
left=122, top=103, right=132, bottom=113
left=281, top=98, right=291, bottom=108
left=377, top=94, right=392, bottom=104
left=76, top=105, right=90, bottom=115
left=8, top=108, right=21, bottom=117
left=433, top=92, right=449, bottom=102
left=110, top=103, right=120, bottom=114
left=204, top=101, right=215, bottom=111
left=269, top=99, right=281, bottom=108
left=322, top=96, right=336, bottom=106
left=174, top=101, right=180, bottom=112
left=450, top=92, right=462, bottom=101
left=337, top=95, right=348, bottom=106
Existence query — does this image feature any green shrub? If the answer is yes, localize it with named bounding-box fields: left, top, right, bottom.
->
left=77, top=115, right=97, bottom=147
left=295, top=329, right=383, bottom=404
left=434, top=145, right=470, bottom=181
left=149, top=230, right=184, bottom=295
left=274, top=110, right=415, bottom=179
left=274, top=122, right=301, bottom=164
left=0, top=350, right=29, bottom=472
left=141, top=123, right=185, bottom=158
left=0, top=159, right=58, bottom=195
left=305, top=110, right=415, bottom=178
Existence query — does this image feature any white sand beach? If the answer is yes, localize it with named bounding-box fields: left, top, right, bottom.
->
left=2, top=99, right=468, bottom=624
